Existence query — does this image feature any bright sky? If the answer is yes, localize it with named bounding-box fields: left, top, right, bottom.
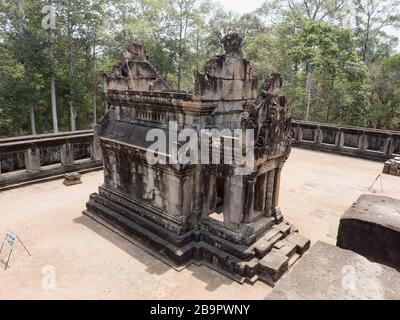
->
left=217, top=0, right=400, bottom=52
left=217, top=0, right=265, bottom=13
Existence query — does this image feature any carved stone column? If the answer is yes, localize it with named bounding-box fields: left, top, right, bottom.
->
left=223, top=175, right=245, bottom=229
left=254, top=173, right=267, bottom=215
left=265, top=169, right=276, bottom=217
left=242, top=175, right=257, bottom=224
left=383, top=137, right=392, bottom=157
left=338, top=131, right=345, bottom=149
left=272, top=161, right=285, bottom=216
left=316, top=128, right=323, bottom=145
left=60, top=143, right=74, bottom=167
left=25, top=148, right=41, bottom=173
left=298, top=127, right=303, bottom=142
left=335, top=130, right=341, bottom=147
left=202, top=175, right=216, bottom=217
left=91, top=131, right=103, bottom=161
left=358, top=134, right=367, bottom=152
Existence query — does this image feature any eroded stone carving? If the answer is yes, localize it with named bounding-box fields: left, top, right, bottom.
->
left=84, top=33, right=310, bottom=284
left=103, top=43, right=169, bottom=92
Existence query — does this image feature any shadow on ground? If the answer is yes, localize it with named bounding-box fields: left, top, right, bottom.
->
left=73, top=215, right=236, bottom=292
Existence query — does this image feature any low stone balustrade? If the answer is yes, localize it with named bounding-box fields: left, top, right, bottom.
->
left=0, top=130, right=103, bottom=190
left=1, top=121, right=399, bottom=190
left=292, top=121, right=400, bottom=161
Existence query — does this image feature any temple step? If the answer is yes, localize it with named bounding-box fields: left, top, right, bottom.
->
left=85, top=198, right=195, bottom=265
left=288, top=253, right=301, bottom=269
left=258, top=251, right=290, bottom=284
left=273, top=239, right=297, bottom=258
left=253, top=231, right=284, bottom=259
left=287, top=233, right=311, bottom=255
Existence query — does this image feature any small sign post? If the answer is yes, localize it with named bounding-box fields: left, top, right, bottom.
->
left=1, top=230, right=16, bottom=270
left=0, top=230, right=31, bottom=270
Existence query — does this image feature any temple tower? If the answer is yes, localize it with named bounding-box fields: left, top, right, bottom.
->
left=85, top=33, right=310, bottom=284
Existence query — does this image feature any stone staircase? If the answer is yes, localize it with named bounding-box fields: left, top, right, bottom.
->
left=240, top=221, right=310, bottom=285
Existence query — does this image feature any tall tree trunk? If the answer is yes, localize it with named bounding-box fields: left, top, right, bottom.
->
left=93, top=89, right=97, bottom=126
left=177, top=3, right=184, bottom=91
left=70, top=101, right=76, bottom=131
left=177, top=32, right=183, bottom=89
left=305, top=63, right=312, bottom=122
left=16, top=0, right=37, bottom=135
left=92, top=41, right=97, bottom=125
left=29, top=101, right=36, bottom=135
left=68, top=22, right=76, bottom=131
left=48, top=28, right=59, bottom=133
left=196, top=28, right=200, bottom=70
left=362, top=15, right=372, bottom=63
left=23, top=57, right=37, bottom=135
left=326, top=77, right=336, bottom=122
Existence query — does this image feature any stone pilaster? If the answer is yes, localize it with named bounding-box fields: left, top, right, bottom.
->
left=265, top=169, right=276, bottom=217
left=25, top=148, right=41, bottom=173
left=91, top=138, right=103, bottom=161
left=383, top=137, right=392, bottom=157
left=273, top=162, right=285, bottom=217
left=202, top=175, right=217, bottom=217
left=60, top=143, right=74, bottom=167
left=298, top=127, right=303, bottom=142
left=338, top=131, right=345, bottom=149
left=223, top=175, right=245, bottom=229
left=255, top=173, right=268, bottom=213
left=242, top=175, right=257, bottom=224
left=358, top=134, right=367, bottom=152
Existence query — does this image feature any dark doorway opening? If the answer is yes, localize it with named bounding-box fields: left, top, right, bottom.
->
left=215, top=176, right=225, bottom=214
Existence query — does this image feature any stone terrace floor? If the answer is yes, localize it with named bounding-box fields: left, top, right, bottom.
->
left=0, top=148, right=399, bottom=300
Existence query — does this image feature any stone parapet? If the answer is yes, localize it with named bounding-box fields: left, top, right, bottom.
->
left=0, top=130, right=102, bottom=190
left=292, top=120, right=400, bottom=161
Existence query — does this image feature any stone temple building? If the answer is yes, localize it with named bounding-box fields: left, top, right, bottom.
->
left=85, top=33, right=310, bottom=284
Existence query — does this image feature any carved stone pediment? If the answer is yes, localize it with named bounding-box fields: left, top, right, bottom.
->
left=103, top=43, right=169, bottom=93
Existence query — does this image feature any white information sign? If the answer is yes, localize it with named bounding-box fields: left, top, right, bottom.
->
left=4, top=230, right=16, bottom=248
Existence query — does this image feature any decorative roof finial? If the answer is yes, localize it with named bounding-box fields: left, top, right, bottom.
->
left=222, top=32, right=243, bottom=58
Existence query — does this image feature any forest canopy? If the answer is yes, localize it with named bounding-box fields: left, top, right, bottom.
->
left=0, top=0, right=400, bottom=137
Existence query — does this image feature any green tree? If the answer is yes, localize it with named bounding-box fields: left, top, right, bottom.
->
left=0, top=0, right=50, bottom=136
left=287, top=21, right=370, bottom=124
left=368, top=55, right=400, bottom=129
left=353, top=0, right=400, bottom=63
left=261, top=0, right=348, bottom=26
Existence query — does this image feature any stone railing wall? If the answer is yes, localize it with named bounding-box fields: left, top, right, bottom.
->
left=0, top=130, right=103, bottom=189
left=291, top=120, right=400, bottom=161
left=1, top=121, right=398, bottom=189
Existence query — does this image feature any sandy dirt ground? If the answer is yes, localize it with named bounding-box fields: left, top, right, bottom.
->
left=0, top=148, right=399, bottom=300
